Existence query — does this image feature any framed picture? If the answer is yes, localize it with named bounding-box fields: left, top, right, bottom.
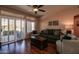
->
left=53, top=20, right=59, bottom=26
left=48, top=21, right=52, bottom=26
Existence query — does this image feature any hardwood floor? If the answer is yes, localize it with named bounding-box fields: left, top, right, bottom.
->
left=0, top=40, right=57, bottom=54
left=0, top=40, right=30, bottom=54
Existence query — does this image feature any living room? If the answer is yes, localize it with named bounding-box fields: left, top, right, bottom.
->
left=31, top=5, right=79, bottom=54
left=0, top=5, right=79, bottom=54
left=39, top=5, right=79, bottom=54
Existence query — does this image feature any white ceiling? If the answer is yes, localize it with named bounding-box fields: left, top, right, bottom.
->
left=6, top=5, right=45, bottom=16
left=4, top=5, right=77, bottom=17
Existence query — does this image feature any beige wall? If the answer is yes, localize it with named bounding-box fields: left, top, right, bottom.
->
left=40, top=7, right=79, bottom=33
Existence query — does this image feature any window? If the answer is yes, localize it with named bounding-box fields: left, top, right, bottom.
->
left=27, top=21, right=35, bottom=33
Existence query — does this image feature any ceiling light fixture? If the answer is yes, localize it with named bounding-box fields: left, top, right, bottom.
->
left=33, top=8, right=38, bottom=12
left=28, top=5, right=45, bottom=14
left=33, top=8, right=38, bottom=14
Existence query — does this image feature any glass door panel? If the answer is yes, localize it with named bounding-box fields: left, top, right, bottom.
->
left=1, top=18, right=9, bottom=43
left=21, top=20, right=26, bottom=39
left=16, top=19, right=21, bottom=40
left=9, top=19, right=15, bottom=42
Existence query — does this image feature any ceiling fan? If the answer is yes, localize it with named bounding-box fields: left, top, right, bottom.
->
left=28, top=5, right=46, bottom=14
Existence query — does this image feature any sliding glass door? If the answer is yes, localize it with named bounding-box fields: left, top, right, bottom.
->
left=0, top=17, right=26, bottom=44
left=0, top=16, right=35, bottom=44
left=1, top=18, right=9, bottom=43
left=21, top=20, right=26, bottom=39
left=15, top=19, right=26, bottom=40
left=16, top=19, right=21, bottom=40
left=8, top=19, right=15, bottom=42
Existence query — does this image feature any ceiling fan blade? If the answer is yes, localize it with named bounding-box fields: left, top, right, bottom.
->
left=27, top=5, right=44, bottom=8
left=38, top=5, right=43, bottom=8
left=33, top=5, right=38, bottom=8
left=39, top=9, right=46, bottom=12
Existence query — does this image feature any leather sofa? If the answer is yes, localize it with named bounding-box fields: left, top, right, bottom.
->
left=40, top=29, right=61, bottom=43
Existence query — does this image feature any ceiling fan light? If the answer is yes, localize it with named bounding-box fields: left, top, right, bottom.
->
left=33, top=8, right=38, bottom=12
